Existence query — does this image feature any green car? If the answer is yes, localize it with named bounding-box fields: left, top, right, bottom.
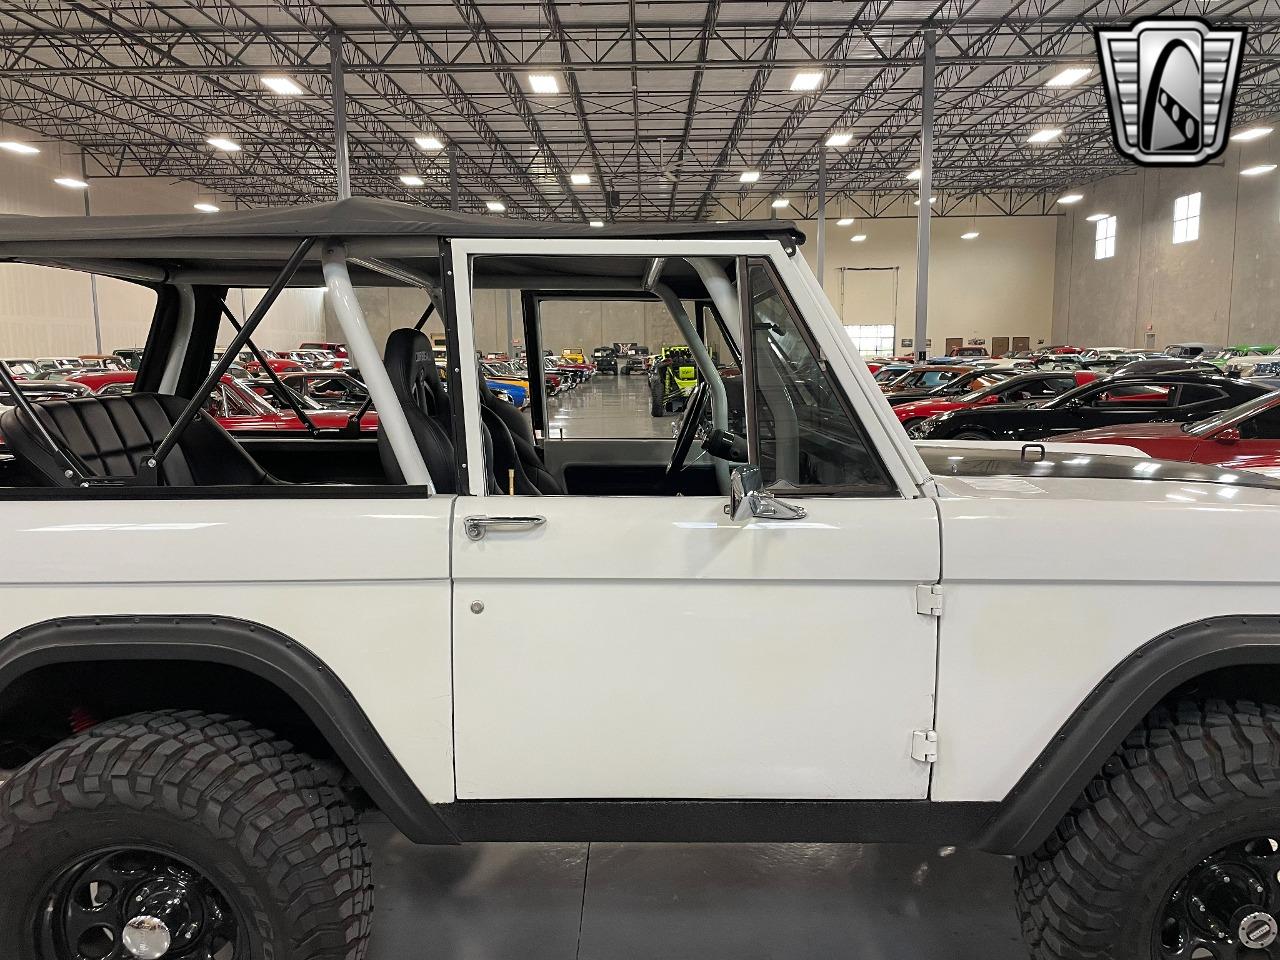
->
left=648, top=345, right=699, bottom=417
left=1210, top=344, right=1277, bottom=369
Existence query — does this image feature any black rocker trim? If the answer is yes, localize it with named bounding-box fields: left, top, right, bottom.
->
left=976, top=614, right=1280, bottom=855
left=0, top=615, right=458, bottom=844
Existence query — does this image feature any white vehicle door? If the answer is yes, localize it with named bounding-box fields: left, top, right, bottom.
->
left=449, top=243, right=941, bottom=801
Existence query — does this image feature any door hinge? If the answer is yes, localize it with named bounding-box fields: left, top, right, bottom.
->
left=911, top=729, right=939, bottom=763
left=915, top=583, right=943, bottom=616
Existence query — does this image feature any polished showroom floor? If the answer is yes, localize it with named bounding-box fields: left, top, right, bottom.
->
left=542, top=371, right=682, bottom=441
left=364, top=821, right=1023, bottom=960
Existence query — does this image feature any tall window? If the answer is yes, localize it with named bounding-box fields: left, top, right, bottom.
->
left=1173, top=192, right=1201, bottom=244
left=1095, top=215, right=1117, bottom=260
left=845, top=324, right=895, bottom=358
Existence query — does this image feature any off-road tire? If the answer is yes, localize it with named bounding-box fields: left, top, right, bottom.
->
left=0, top=709, right=372, bottom=960
left=1015, top=699, right=1280, bottom=959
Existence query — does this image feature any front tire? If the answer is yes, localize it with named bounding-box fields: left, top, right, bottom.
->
left=950, top=430, right=994, bottom=441
left=0, top=710, right=372, bottom=960
left=1017, top=700, right=1280, bottom=959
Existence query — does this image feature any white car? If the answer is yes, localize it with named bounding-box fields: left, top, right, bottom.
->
left=0, top=199, right=1278, bottom=960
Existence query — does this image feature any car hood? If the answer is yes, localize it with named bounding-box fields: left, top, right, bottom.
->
left=895, top=398, right=968, bottom=417
left=1052, top=422, right=1190, bottom=442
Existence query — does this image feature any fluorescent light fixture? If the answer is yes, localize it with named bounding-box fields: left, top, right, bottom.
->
left=961, top=230, right=981, bottom=240
left=261, top=75, right=303, bottom=95
left=570, top=172, right=591, bottom=186
left=913, top=197, right=937, bottom=205
left=53, top=176, right=88, bottom=189
left=1232, top=126, right=1273, bottom=142
left=790, top=71, right=824, bottom=92
left=0, top=141, right=38, bottom=155
left=206, top=137, right=241, bottom=152
left=836, top=217, right=854, bottom=226
left=1085, top=212, right=1110, bottom=221
left=906, top=168, right=922, bottom=181
left=528, top=73, right=560, bottom=94
left=399, top=174, right=425, bottom=187
left=771, top=197, right=790, bottom=209
left=485, top=200, right=506, bottom=212
left=1242, top=163, right=1278, bottom=176
left=414, top=135, right=444, bottom=150
left=739, top=170, right=760, bottom=183
left=1057, top=193, right=1084, bottom=204
left=194, top=202, right=220, bottom=213
left=1045, top=67, right=1091, bottom=87
left=589, top=220, right=604, bottom=228
left=1027, top=128, right=1063, bottom=144
left=850, top=234, right=867, bottom=242
left=826, top=132, right=853, bottom=147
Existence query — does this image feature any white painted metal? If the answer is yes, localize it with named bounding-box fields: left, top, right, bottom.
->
left=322, top=243, right=432, bottom=489
left=451, top=494, right=940, bottom=799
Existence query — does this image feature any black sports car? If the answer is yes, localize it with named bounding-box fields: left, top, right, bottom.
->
left=886, top=367, right=1021, bottom=405
left=913, top=371, right=1271, bottom=441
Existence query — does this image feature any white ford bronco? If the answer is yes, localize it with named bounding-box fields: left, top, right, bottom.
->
left=0, top=198, right=1278, bottom=960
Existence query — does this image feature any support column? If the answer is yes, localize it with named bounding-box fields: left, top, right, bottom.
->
left=913, top=29, right=935, bottom=362
left=816, top=148, right=827, bottom=289
left=329, top=30, right=351, bottom=201
left=81, top=149, right=102, bottom=353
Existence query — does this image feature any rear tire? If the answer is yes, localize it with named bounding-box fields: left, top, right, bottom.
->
left=0, top=710, right=372, bottom=960
left=1016, top=700, right=1280, bottom=960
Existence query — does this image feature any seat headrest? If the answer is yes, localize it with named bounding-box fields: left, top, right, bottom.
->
left=384, top=328, right=447, bottom=417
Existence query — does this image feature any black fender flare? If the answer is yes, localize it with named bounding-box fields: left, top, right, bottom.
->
left=0, top=615, right=458, bottom=844
left=977, top=615, right=1280, bottom=854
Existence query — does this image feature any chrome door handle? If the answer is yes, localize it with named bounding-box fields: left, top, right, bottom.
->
left=463, top=515, right=547, bottom=541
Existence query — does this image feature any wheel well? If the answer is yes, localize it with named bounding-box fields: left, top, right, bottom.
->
left=1163, top=663, right=1280, bottom=710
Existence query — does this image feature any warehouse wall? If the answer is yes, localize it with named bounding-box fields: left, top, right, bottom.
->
left=1051, top=146, right=1280, bottom=349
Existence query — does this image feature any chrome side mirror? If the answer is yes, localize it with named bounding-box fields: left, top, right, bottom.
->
left=729, top=465, right=808, bottom=522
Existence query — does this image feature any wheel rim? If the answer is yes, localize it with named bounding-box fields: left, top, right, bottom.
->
left=33, top=847, right=245, bottom=960
left=1157, top=836, right=1280, bottom=958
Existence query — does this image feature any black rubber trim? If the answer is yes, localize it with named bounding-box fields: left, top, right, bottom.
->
left=0, top=615, right=458, bottom=844
left=435, top=799, right=997, bottom=843
left=976, top=614, right=1280, bottom=855
left=0, top=484, right=430, bottom=501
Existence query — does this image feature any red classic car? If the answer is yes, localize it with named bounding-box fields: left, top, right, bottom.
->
left=893, top=370, right=1098, bottom=432
left=1054, top=390, right=1280, bottom=472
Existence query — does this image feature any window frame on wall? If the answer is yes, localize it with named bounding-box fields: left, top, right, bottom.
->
left=1094, top=215, right=1117, bottom=260
left=844, top=323, right=895, bottom=358
left=1172, top=192, right=1201, bottom=244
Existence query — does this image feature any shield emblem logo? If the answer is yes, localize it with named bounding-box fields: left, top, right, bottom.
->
left=1096, top=18, right=1246, bottom=166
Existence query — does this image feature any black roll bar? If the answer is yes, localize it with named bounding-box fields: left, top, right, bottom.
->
left=0, top=361, right=99, bottom=485
left=218, top=301, right=320, bottom=437
left=137, top=237, right=314, bottom=484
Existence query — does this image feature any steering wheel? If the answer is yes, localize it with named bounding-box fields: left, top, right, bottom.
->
left=659, top=381, right=710, bottom=494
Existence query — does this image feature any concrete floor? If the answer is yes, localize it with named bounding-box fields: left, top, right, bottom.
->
left=542, top=373, right=682, bottom=441
left=364, top=822, right=1025, bottom=960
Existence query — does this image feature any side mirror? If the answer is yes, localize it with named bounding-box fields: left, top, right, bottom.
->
left=728, top=466, right=808, bottom=522
left=1215, top=426, right=1241, bottom=445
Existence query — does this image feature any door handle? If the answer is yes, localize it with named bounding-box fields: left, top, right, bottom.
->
left=463, top=515, right=547, bottom=541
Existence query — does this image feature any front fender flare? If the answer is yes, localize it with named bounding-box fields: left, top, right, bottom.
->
left=0, top=615, right=458, bottom=844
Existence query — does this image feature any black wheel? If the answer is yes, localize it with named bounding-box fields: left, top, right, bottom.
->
left=1017, top=700, right=1280, bottom=959
left=900, top=417, right=925, bottom=433
left=949, top=430, right=994, bottom=441
left=0, top=710, right=372, bottom=960
left=650, top=391, right=664, bottom=416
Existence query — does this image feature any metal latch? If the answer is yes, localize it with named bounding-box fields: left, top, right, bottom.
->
left=911, top=729, right=939, bottom=763
left=915, top=584, right=943, bottom=616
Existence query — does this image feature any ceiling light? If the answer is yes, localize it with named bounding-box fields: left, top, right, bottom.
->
left=570, top=172, right=591, bottom=186
left=414, top=135, right=444, bottom=151
left=790, top=71, right=824, bottom=92
left=906, top=168, right=922, bottom=181
left=1045, top=67, right=1091, bottom=87
left=914, top=197, right=937, bottom=205
left=1028, top=128, right=1063, bottom=144
left=399, top=174, right=425, bottom=187
left=850, top=234, right=867, bottom=242
left=1242, top=163, right=1278, bottom=176
left=836, top=217, right=854, bottom=226
left=261, top=75, right=304, bottom=95
left=194, top=202, right=220, bottom=213
left=589, top=220, right=604, bottom=228
left=1057, top=193, right=1084, bottom=204
left=528, top=73, right=560, bottom=94
left=0, top=141, right=38, bottom=155
left=826, top=132, right=853, bottom=147
left=739, top=170, right=760, bottom=183
left=1085, top=212, right=1110, bottom=221
left=485, top=200, right=506, bottom=212
left=1232, top=126, right=1273, bottom=142
left=771, top=197, right=790, bottom=209
left=54, top=176, right=88, bottom=189
left=961, top=230, right=981, bottom=240
left=206, top=137, right=241, bottom=152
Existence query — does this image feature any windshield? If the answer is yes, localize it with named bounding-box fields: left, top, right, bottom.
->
left=1187, top=391, right=1280, bottom=436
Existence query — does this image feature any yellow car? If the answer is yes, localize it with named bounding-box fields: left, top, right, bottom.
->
left=560, top=348, right=587, bottom=365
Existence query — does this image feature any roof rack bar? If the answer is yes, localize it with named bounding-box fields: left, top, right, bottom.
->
left=0, top=360, right=96, bottom=485
left=139, top=236, right=314, bottom=484
left=219, top=301, right=320, bottom=437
